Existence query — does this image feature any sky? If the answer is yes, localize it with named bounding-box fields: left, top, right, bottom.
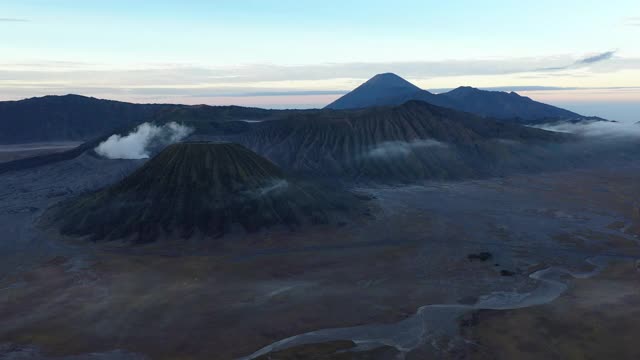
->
left=1, top=0, right=639, bottom=121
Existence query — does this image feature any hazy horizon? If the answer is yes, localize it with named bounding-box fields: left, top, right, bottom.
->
left=1, top=0, right=639, bottom=121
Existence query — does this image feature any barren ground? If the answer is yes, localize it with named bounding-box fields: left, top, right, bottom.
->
left=1, top=154, right=639, bottom=359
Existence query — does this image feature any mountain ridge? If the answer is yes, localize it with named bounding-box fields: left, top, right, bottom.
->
left=234, top=100, right=570, bottom=181
left=0, top=94, right=180, bottom=144
left=325, top=73, right=605, bottom=124
left=2, top=99, right=573, bottom=181
left=1, top=79, right=605, bottom=145
left=325, top=73, right=421, bottom=110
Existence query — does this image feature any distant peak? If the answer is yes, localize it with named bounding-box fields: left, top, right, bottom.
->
left=46, top=94, right=89, bottom=99
left=370, top=72, right=403, bottom=80
left=22, top=94, right=96, bottom=103
left=450, top=86, right=480, bottom=93
left=325, top=72, right=421, bottom=110
left=364, top=73, right=419, bottom=89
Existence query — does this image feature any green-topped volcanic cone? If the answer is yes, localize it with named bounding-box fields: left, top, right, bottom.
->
left=50, top=142, right=361, bottom=243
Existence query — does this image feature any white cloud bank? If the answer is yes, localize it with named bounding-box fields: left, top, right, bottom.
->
left=536, top=121, right=640, bottom=139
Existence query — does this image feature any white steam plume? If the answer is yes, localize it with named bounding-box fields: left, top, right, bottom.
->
left=95, top=122, right=193, bottom=159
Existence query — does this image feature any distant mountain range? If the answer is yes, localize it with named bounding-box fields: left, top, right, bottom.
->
left=0, top=75, right=607, bottom=144
left=231, top=100, right=569, bottom=181
left=0, top=95, right=178, bottom=144
left=2, top=98, right=574, bottom=181
left=326, top=73, right=606, bottom=124
left=0, top=77, right=608, bottom=183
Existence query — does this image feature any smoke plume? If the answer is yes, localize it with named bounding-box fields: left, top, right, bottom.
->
left=95, top=122, right=193, bottom=159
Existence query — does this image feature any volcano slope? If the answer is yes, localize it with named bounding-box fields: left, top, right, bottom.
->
left=231, top=100, right=571, bottom=182
left=2, top=100, right=580, bottom=183
left=0, top=104, right=284, bottom=175
left=325, top=73, right=604, bottom=125
left=47, top=142, right=364, bottom=243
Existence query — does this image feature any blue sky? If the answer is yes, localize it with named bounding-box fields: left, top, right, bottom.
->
left=1, top=0, right=639, bottom=120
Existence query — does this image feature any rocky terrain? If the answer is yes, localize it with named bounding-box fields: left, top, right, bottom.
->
left=231, top=100, right=568, bottom=181
left=0, top=90, right=638, bottom=360
left=1, top=149, right=640, bottom=358
left=3, top=99, right=592, bottom=184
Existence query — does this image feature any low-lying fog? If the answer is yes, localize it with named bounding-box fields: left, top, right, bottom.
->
left=535, top=119, right=640, bottom=139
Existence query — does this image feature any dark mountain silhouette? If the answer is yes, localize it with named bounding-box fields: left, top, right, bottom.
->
left=6, top=100, right=574, bottom=182
left=153, top=104, right=279, bottom=124
left=1, top=74, right=608, bottom=145
left=0, top=104, right=309, bottom=175
left=325, top=73, right=423, bottom=110
left=0, top=94, right=179, bottom=144
left=49, top=142, right=364, bottom=242
left=1, top=78, right=602, bottom=146
left=439, top=86, right=584, bottom=123
left=150, top=104, right=287, bottom=136
left=235, top=100, right=569, bottom=181
left=325, top=73, right=605, bottom=123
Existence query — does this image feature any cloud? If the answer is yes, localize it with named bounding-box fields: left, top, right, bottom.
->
left=537, top=51, right=617, bottom=71
left=0, top=51, right=633, bottom=87
left=624, top=17, right=640, bottom=26
left=95, top=122, right=193, bottom=159
left=252, top=179, right=289, bottom=197
left=534, top=121, right=640, bottom=139
left=577, top=51, right=616, bottom=64
left=241, top=179, right=289, bottom=199
left=0, top=51, right=638, bottom=107
left=0, top=18, right=28, bottom=22
left=365, top=139, right=448, bottom=159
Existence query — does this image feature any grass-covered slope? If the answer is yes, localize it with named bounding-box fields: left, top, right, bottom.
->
left=49, top=142, right=362, bottom=243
